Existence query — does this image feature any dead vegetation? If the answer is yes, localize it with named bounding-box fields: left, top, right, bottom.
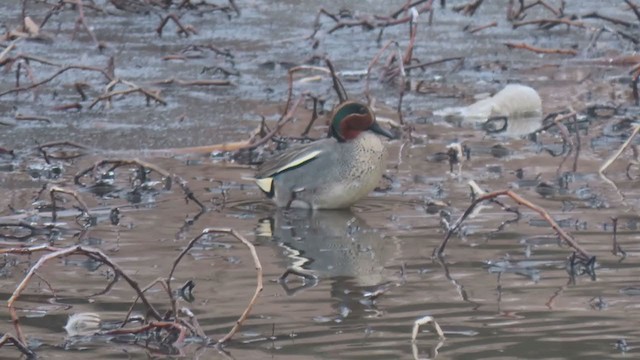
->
left=0, top=156, right=259, bottom=356
left=3, top=0, right=640, bottom=358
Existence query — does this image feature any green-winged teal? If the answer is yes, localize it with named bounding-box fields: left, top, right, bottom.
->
left=255, top=101, right=394, bottom=209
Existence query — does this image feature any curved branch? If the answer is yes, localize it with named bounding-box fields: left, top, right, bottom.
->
left=167, top=228, right=263, bottom=345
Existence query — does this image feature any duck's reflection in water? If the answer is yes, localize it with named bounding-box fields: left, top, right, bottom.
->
left=257, top=209, right=389, bottom=287
left=256, top=208, right=396, bottom=320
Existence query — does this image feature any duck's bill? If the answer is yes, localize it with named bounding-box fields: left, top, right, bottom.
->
left=370, top=121, right=396, bottom=139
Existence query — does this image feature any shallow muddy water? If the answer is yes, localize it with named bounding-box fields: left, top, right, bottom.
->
left=2, top=0, right=640, bottom=359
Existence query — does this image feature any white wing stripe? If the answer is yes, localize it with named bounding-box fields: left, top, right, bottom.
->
left=274, top=150, right=322, bottom=174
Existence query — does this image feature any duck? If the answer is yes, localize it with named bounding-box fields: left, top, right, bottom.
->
left=255, top=101, right=394, bottom=209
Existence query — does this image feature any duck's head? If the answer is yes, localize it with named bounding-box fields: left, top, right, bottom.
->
left=330, top=101, right=395, bottom=142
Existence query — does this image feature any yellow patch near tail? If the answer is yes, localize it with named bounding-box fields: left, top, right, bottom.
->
left=255, top=177, right=274, bottom=194
left=255, top=149, right=321, bottom=196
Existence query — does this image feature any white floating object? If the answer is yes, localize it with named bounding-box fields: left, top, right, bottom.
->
left=64, top=312, right=101, bottom=336
left=435, top=84, right=543, bottom=137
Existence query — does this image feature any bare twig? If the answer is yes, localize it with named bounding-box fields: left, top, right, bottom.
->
left=313, top=1, right=433, bottom=37
left=48, top=185, right=92, bottom=223
left=71, top=0, right=102, bottom=48
left=325, top=58, right=348, bottom=102
left=365, top=40, right=397, bottom=103
left=301, top=96, right=321, bottom=137
left=121, top=277, right=170, bottom=326
left=625, top=0, right=640, bottom=22
left=236, top=96, right=303, bottom=151
left=465, top=21, right=497, bottom=33
left=582, top=12, right=633, bottom=28
left=151, top=78, right=232, bottom=87
left=452, top=0, right=484, bottom=16
left=3, top=245, right=163, bottom=344
left=571, top=112, right=581, bottom=172
left=89, top=81, right=166, bottom=109
left=114, top=96, right=302, bottom=156
left=0, top=53, right=60, bottom=67
left=504, top=42, right=577, bottom=55
left=403, top=7, right=420, bottom=64
left=611, top=217, right=626, bottom=257
left=0, top=333, right=35, bottom=358
left=0, top=65, right=113, bottom=97
left=434, top=190, right=591, bottom=259
left=512, top=18, right=586, bottom=29
left=0, top=40, right=18, bottom=63
left=404, top=56, right=465, bottom=71
left=509, top=0, right=563, bottom=20
left=599, top=123, right=640, bottom=175
left=283, top=65, right=330, bottom=122
left=52, top=103, right=83, bottom=111
left=38, top=140, right=89, bottom=160
left=15, top=113, right=51, bottom=123
left=390, top=0, right=433, bottom=18
left=167, top=228, right=263, bottom=345
left=157, top=14, right=196, bottom=37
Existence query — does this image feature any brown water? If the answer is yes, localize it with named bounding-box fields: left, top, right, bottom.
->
left=2, top=0, right=640, bottom=359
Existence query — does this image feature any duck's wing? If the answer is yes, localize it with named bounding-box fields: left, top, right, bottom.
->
left=255, top=141, right=327, bottom=194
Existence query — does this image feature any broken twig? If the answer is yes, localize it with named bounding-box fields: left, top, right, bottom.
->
left=434, top=190, right=591, bottom=259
